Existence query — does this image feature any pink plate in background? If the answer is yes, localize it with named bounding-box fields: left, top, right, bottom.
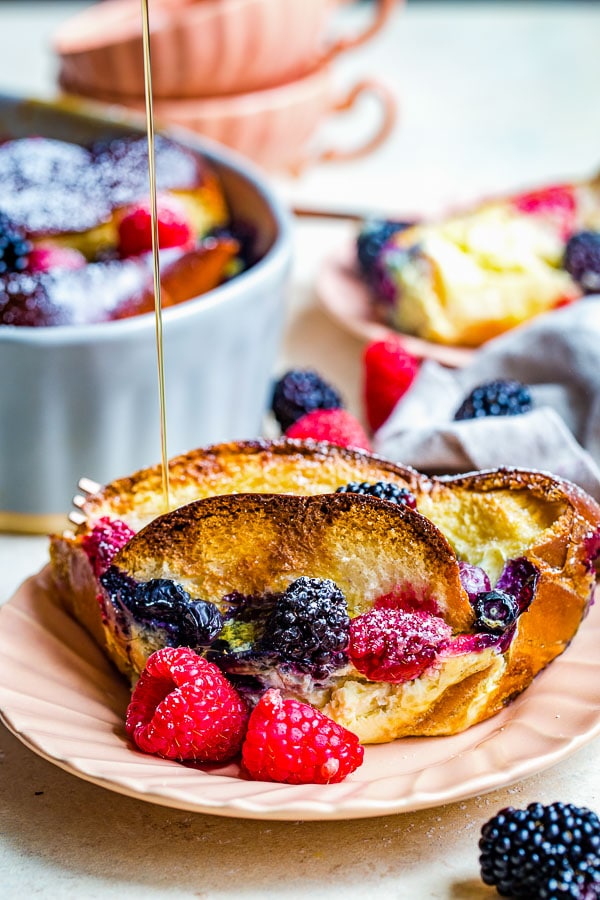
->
left=316, top=242, right=476, bottom=368
left=1, top=567, right=600, bottom=822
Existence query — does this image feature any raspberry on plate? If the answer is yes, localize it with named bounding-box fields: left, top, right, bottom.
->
left=126, top=646, right=248, bottom=762
left=241, top=688, right=364, bottom=784
left=363, top=338, right=420, bottom=432
left=285, top=408, right=373, bottom=452
left=118, top=195, right=194, bottom=257
left=348, top=607, right=452, bottom=683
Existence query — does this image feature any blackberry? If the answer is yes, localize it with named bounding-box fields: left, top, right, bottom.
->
left=454, top=380, right=533, bottom=421
left=356, top=219, right=413, bottom=280
left=271, top=369, right=343, bottom=432
left=0, top=211, right=31, bottom=275
left=260, top=577, right=350, bottom=679
left=564, top=231, right=600, bottom=294
left=335, top=481, right=417, bottom=509
left=479, top=801, right=600, bottom=898
left=473, top=590, right=520, bottom=634
left=496, top=556, right=540, bottom=614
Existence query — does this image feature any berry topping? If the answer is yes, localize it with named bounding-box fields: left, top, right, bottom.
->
left=473, top=590, right=520, bottom=634
left=512, top=183, right=577, bottom=239
left=81, top=517, right=135, bottom=578
left=260, top=577, right=349, bottom=679
left=27, top=245, right=87, bottom=273
left=335, top=480, right=417, bottom=509
left=285, top=408, right=373, bottom=452
left=356, top=219, right=413, bottom=280
left=479, top=801, right=600, bottom=899
left=241, top=688, right=364, bottom=784
left=0, top=138, right=111, bottom=235
left=271, top=369, right=343, bottom=432
left=496, top=556, right=540, bottom=613
left=117, top=196, right=194, bottom=257
left=101, top=572, right=224, bottom=648
left=458, top=561, right=491, bottom=602
left=348, top=607, right=452, bottom=683
left=454, top=379, right=533, bottom=420
left=0, top=211, right=31, bottom=274
left=363, top=338, right=420, bottom=432
left=564, top=231, right=600, bottom=294
left=126, top=646, right=248, bottom=762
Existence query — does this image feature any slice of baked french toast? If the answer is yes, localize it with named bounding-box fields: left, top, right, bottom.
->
left=49, top=439, right=600, bottom=743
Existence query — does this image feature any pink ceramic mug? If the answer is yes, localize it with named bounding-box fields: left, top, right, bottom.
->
left=54, top=0, right=400, bottom=99
left=58, top=62, right=397, bottom=172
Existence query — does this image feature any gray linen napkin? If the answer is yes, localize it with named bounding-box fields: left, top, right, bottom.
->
left=374, top=296, right=600, bottom=500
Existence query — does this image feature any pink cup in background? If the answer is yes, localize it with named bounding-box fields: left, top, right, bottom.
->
left=54, top=0, right=400, bottom=99
left=58, top=63, right=397, bottom=173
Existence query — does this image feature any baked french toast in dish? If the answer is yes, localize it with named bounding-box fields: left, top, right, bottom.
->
left=49, top=440, right=600, bottom=743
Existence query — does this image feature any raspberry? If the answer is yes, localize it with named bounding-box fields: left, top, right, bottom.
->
left=564, top=231, right=600, bottom=294
left=348, top=607, right=452, bottom=683
left=363, top=338, right=420, bottom=432
left=513, top=184, right=577, bottom=240
left=335, top=480, right=417, bottom=509
left=27, top=245, right=87, bottom=273
left=117, top=195, right=194, bottom=257
left=285, top=408, right=372, bottom=452
left=126, top=646, right=248, bottom=762
left=479, top=802, right=600, bottom=898
left=271, top=369, right=343, bottom=432
left=241, top=688, right=364, bottom=784
left=81, top=517, right=135, bottom=578
left=259, top=577, right=349, bottom=679
left=356, top=219, right=413, bottom=281
left=0, top=211, right=31, bottom=275
left=454, top=379, right=533, bottom=420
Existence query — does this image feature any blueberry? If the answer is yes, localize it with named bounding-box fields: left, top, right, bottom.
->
left=473, top=590, right=520, bottom=634
left=564, top=230, right=600, bottom=293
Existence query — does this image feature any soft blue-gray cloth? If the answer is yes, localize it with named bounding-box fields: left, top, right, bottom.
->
left=374, top=297, right=600, bottom=500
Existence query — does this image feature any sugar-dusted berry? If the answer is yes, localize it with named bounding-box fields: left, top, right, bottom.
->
left=259, top=576, right=349, bottom=679
left=241, top=688, right=364, bottom=784
left=126, top=646, right=248, bottom=761
left=81, top=516, right=136, bottom=578
left=285, top=408, right=372, bottom=452
left=348, top=607, right=452, bottom=683
left=118, top=195, right=194, bottom=257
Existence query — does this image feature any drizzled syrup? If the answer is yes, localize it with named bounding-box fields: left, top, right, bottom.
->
left=140, top=0, right=170, bottom=513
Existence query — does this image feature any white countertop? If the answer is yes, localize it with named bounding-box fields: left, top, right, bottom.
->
left=1, top=2, right=600, bottom=898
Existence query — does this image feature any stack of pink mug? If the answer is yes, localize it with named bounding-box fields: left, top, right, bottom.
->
left=54, top=0, right=399, bottom=172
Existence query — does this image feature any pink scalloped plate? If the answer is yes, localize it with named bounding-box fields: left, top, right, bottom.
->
left=316, top=242, right=476, bottom=368
left=1, top=567, right=600, bottom=821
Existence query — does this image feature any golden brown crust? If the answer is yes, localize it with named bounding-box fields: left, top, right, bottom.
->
left=48, top=440, right=600, bottom=742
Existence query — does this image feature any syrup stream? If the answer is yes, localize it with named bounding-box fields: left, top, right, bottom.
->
left=140, top=0, right=170, bottom=513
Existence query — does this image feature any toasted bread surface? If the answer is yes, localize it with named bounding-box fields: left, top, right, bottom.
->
left=48, top=440, right=600, bottom=743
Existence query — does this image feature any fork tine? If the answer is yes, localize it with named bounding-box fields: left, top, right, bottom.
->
left=78, top=477, right=101, bottom=495
left=68, top=510, right=87, bottom=526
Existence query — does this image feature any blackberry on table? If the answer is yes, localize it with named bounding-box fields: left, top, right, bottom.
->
left=356, top=219, right=412, bottom=281
left=564, top=230, right=600, bottom=294
left=479, top=801, right=600, bottom=899
left=0, top=211, right=31, bottom=275
left=454, top=379, right=533, bottom=421
left=259, top=576, right=350, bottom=679
left=335, top=480, right=417, bottom=509
left=271, top=369, right=343, bottom=431
left=472, top=590, right=520, bottom=634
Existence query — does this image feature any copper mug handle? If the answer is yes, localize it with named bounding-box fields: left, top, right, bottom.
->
left=291, top=78, right=397, bottom=172
left=322, top=0, right=399, bottom=63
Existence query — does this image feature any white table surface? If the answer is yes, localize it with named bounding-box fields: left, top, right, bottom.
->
left=1, top=2, right=600, bottom=898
